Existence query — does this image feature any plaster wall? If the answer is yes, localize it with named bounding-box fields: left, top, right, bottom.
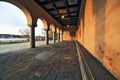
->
left=76, top=0, right=120, bottom=77
left=63, top=31, right=72, bottom=41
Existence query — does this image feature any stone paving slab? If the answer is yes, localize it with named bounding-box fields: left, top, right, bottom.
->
left=0, top=41, right=82, bottom=80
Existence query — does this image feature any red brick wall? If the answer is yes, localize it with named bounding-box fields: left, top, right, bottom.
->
left=76, top=0, right=120, bottom=78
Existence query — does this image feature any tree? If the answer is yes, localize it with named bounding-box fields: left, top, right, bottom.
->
left=41, top=28, right=46, bottom=36
left=19, top=28, right=30, bottom=38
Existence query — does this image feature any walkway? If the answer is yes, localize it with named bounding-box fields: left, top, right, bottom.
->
left=0, top=41, right=117, bottom=80
left=0, top=41, right=81, bottom=80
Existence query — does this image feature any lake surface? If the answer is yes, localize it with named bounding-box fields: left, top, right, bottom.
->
left=0, top=38, right=28, bottom=42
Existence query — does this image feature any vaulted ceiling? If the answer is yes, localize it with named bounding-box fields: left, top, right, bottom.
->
left=35, top=0, right=81, bottom=30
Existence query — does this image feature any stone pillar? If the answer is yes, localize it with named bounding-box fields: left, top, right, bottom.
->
left=57, top=33, right=60, bottom=42
left=44, top=24, right=49, bottom=45
left=60, top=30, right=63, bottom=41
left=45, top=29, right=49, bottom=45
left=29, top=24, right=36, bottom=48
left=53, top=32, right=55, bottom=43
left=57, top=28, right=60, bottom=42
left=51, top=25, right=55, bottom=43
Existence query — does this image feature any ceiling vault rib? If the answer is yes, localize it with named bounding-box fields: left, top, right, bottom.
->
left=64, top=0, right=72, bottom=24
left=49, top=0, right=65, bottom=26
left=34, top=0, right=81, bottom=31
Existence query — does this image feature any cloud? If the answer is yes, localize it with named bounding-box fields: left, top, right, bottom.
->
left=0, top=24, right=23, bottom=35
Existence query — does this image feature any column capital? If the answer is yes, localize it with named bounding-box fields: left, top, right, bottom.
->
left=44, top=25, right=50, bottom=31
left=44, top=29, right=49, bottom=31
left=28, top=23, right=37, bottom=28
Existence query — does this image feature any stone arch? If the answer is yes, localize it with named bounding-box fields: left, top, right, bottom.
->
left=40, top=17, right=48, bottom=30
left=39, top=17, right=49, bottom=45
left=35, top=18, right=45, bottom=36
left=0, top=0, right=32, bottom=26
left=50, top=24, right=56, bottom=32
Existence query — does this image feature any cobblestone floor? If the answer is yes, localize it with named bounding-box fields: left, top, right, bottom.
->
left=0, top=41, right=81, bottom=80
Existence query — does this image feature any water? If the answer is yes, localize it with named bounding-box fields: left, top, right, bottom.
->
left=0, top=38, right=28, bottom=42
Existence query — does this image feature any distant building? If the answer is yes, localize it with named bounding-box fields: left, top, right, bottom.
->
left=35, top=36, right=45, bottom=41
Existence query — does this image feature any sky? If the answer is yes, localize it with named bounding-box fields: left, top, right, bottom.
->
left=0, top=1, right=45, bottom=36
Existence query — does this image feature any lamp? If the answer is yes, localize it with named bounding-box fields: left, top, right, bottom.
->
left=61, top=15, right=64, bottom=19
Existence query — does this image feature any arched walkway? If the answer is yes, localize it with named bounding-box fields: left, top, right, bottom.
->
left=0, top=1, right=36, bottom=48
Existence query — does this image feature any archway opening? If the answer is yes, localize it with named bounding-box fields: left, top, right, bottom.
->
left=0, top=1, right=31, bottom=53
left=35, top=18, right=45, bottom=46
